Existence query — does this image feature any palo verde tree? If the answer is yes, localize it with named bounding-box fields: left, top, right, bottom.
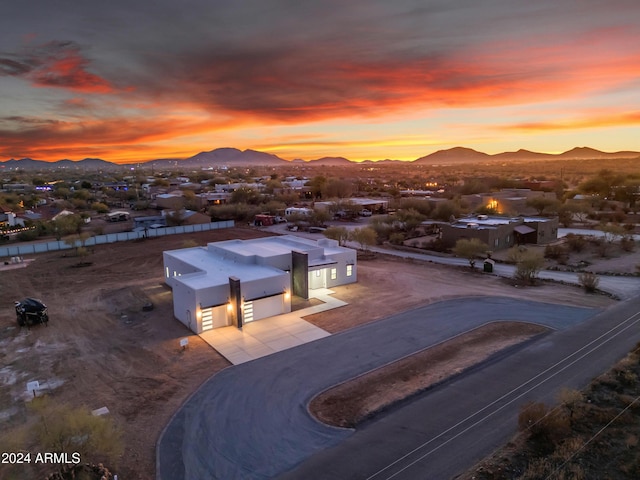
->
left=323, top=226, right=349, bottom=246
left=349, top=227, right=377, bottom=252
left=452, top=238, right=489, bottom=269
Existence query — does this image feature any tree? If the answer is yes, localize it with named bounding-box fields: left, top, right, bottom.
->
left=310, top=209, right=332, bottom=226
left=431, top=201, right=460, bottom=222
left=525, top=196, right=560, bottom=215
left=321, top=178, right=354, bottom=199
left=452, top=238, right=489, bottom=268
left=509, top=247, right=545, bottom=285
left=91, top=202, right=109, bottom=214
left=349, top=227, right=377, bottom=252
left=323, top=226, right=349, bottom=246
left=599, top=223, right=626, bottom=244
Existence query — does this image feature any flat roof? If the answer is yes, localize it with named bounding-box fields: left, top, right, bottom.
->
left=455, top=216, right=553, bottom=227
left=211, top=235, right=325, bottom=258
left=166, top=247, right=286, bottom=289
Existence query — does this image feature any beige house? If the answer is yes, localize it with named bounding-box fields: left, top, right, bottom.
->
left=441, top=215, right=558, bottom=250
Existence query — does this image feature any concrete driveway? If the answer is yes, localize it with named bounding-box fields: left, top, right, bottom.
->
left=157, top=297, right=597, bottom=480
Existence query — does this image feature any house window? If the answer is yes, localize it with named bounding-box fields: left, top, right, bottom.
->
left=494, top=238, right=499, bottom=247
left=165, top=267, right=169, bottom=278
left=315, top=270, right=321, bottom=277
left=330, top=268, right=337, bottom=280
left=346, top=265, right=353, bottom=277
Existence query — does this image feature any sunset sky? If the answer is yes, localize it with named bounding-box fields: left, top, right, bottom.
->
left=1, top=1, right=639, bottom=163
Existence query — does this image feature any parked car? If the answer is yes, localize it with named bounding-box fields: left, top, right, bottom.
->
left=15, top=298, right=49, bottom=327
left=359, top=209, right=372, bottom=217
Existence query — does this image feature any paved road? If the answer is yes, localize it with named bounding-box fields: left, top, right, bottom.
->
left=157, top=297, right=597, bottom=480
left=278, top=295, right=640, bottom=480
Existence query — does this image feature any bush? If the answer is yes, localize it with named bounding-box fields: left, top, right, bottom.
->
left=512, top=249, right=545, bottom=285
left=621, top=236, right=636, bottom=252
left=518, top=401, right=571, bottom=452
left=17, top=229, right=40, bottom=241
left=389, top=232, right=405, bottom=245
left=544, top=244, right=568, bottom=260
left=565, top=234, right=587, bottom=252
left=578, top=272, right=599, bottom=293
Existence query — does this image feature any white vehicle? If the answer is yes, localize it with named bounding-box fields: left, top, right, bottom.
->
left=359, top=209, right=372, bottom=217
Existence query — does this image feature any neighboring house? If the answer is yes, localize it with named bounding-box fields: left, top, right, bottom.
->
left=196, top=192, right=230, bottom=207
left=163, top=235, right=357, bottom=334
left=156, top=192, right=185, bottom=210
left=0, top=211, right=25, bottom=228
left=51, top=209, right=76, bottom=221
left=462, top=189, right=556, bottom=216
left=176, top=210, right=211, bottom=225
left=440, top=215, right=558, bottom=250
left=105, top=211, right=130, bottom=222
left=133, top=215, right=167, bottom=229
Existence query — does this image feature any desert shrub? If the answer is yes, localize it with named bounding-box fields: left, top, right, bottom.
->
left=389, top=232, right=405, bottom=245
left=518, top=401, right=571, bottom=451
left=17, top=229, right=40, bottom=241
left=616, top=368, right=637, bottom=387
left=578, top=272, right=599, bottom=293
left=565, top=234, right=587, bottom=252
left=513, top=250, right=545, bottom=285
left=620, top=236, right=636, bottom=252
left=425, top=238, right=447, bottom=252
left=558, top=388, right=584, bottom=422
left=544, top=244, right=568, bottom=260
left=28, top=398, right=123, bottom=468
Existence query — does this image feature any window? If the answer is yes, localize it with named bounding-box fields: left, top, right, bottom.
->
left=165, top=267, right=169, bottom=278
left=346, top=265, right=353, bottom=277
left=315, top=270, right=321, bottom=277
left=330, top=268, right=337, bottom=280
left=494, top=238, right=499, bottom=247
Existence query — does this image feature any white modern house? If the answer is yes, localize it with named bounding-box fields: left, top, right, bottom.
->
left=163, top=235, right=357, bottom=334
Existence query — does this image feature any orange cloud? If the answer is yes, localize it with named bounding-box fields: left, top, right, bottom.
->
left=0, top=113, right=228, bottom=162
left=0, top=41, right=113, bottom=93
left=502, top=111, right=640, bottom=133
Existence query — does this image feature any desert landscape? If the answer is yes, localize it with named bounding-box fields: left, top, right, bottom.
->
left=0, top=225, right=622, bottom=479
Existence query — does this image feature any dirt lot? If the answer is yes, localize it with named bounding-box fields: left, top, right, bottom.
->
left=0, top=228, right=617, bottom=479
left=310, top=322, right=549, bottom=428
left=304, top=254, right=614, bottom=333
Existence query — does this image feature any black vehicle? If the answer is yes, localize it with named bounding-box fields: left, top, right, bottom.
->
left=15, top=298, right=49, bottom=327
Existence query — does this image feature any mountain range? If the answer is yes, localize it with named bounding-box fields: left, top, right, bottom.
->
left=1, top=146, right=638, bottom=170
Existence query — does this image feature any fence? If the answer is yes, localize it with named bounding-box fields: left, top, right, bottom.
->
left=0, top=220, right=234, bottom=258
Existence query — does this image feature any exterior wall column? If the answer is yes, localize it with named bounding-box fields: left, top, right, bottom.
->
left=291, top=250, right=309, bottom=299
left=229, top=276, right=243, bottom=329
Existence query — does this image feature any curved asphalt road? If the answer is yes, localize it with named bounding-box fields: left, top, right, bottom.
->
left=279, top=294, right=640, bottom=480
left=157, top=297, right=597, bottom=480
